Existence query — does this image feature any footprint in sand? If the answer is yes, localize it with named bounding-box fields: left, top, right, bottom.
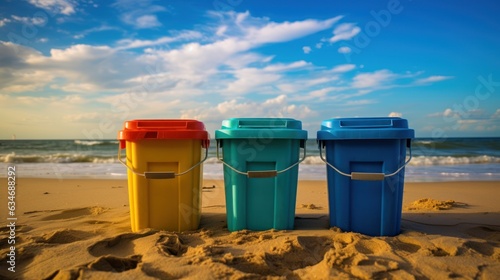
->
left=270, top=236, right=331, bottom=271
left=466, top=226, right=500, bottom=242
left=157, top=235, right=187, bottom=257
left=391, top=239, right=421, bottom=254
left=227, top=235, right=332, bottom=276
left=88, top=231, right=155, bottom=258
left=87, top=254, right=142, bottom=272
left=463, top=240, right=498, bottom=258
left=47, top=255, right=143, bottom=278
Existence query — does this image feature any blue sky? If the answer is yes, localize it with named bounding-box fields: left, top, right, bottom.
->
left=1, top=0, right=499, bottom=139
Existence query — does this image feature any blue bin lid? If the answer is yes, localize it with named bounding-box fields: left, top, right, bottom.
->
left=215, top=118, right=307, bottom=139
left=317, top=117, right=414, bottom=140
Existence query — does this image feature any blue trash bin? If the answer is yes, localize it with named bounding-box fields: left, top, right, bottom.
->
left=317, top=117, right=414, bottom=236
left=215, top=118, right=307, bottom=231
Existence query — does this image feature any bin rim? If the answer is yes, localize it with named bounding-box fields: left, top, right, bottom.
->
left=215, top=117, right=307, bottom=140
left=317, top=117, right=414, bottom=140
left=118, top=119, right=210, bottom=148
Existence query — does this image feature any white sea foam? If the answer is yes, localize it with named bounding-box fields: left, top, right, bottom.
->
left=410, top=155, right=500, bottom=166
left=0, top=152, right=118, bottom=163
left=74, top=140, right=119, bottom=146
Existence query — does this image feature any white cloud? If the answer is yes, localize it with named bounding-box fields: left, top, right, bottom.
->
left=427, top=108, right=499, bottom=132
left=305, top=77, right=336, bottom=87
left=454, top=116, right=499, bottom=132
left=308, top=88, right=334, bottom=98
left=135, top=15, right=161, bottom=28
left=338, top=46, right=351, bottom=54
left=116, top=31, right=202, bottom=50
left=72, top=25, right=122, bottom=40
left=344, top=99, right=376, bottom=106
left=1, top=10, right=461, bottom=138
left=429, top=108, right=485, bottom=119
left=63, top=112, right=101, bottom=122
left=222, top=61, right=310, bottom=95
left=216, top=25, right=228, bottom=36
left=2, top=83, right=47, bottom=93
left=245, top=15, right=343, bottom=44
left=181, top=94, right=316, bottom=122
left=11, top=94, right=84, bottom=108
left=38, top=38, right=49, bottom=43
left=415, top=75, right=454, bottom=84
left=443, top=108, right=454, bottom=117
left=0, top=18, right=12, bottom=27
left=225, top=68, right=281, bottom=94
left=113, top=0, right=167, bottom=29
left=427, top=112, right=442, bottom=118
left=294, top=86, right=350, bottom=102
left=48, top=44, right=114, bottom=62
left=352, top=69, right=396, bottom=88
left=303, top=46, right=312, bottom=54
left=11, top=15, right=46, bottom=25
left=329, top=23, right=361, bottom=43
left=331, top=64, right=356, bottom=73
left=389, top=112, right=402, bottom=117
left=28, top=0, right=76, bottom=15
left=492, top=109, right=500, bottom=119
left=263, top=60, right=309, bottom=72
left=0, top=41, right=143, bottom=94
left=50, top=83, right=101, bottom=93
left=124, top=13, right=342, bottom=97
left=315, top=43, right=323, bottom=49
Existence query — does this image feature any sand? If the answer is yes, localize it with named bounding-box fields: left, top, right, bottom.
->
left=0, top=178, right=499, bottom=279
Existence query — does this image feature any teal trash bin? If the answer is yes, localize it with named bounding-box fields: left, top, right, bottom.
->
left=215, top=118, right=307, bottom=231
left=317, top=117, right=414, bottom=236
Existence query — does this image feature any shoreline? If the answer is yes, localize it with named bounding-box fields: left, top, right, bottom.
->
left=0, top=178, right=499, bottom=279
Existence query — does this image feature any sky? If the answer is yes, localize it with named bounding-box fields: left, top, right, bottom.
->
left=0, top=0, right=499, bottom=139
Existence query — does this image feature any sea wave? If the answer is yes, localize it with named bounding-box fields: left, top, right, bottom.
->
left=2, top=153, right=500, bottom=166
left=412, top=138, right=500, bottom=151
left=74, top=140, right=119, bottom=146
left=1, top=152, right=117, bottom=163
left=410, top=155, right=500, bottom=166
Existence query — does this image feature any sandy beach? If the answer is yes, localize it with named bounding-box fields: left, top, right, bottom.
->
left=0, top=178, right=499, bottom=279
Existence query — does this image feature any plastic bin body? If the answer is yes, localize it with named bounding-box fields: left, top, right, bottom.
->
left=118, top=120, right=209, bottom=232
left=215, top=118, right=307, bottom=231
left=317, top=117, right=414, bottom=236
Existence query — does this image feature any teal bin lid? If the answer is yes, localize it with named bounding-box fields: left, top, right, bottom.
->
left=317, top=117, right=414, bottom=140
left=215, top=118, right=307, bottom=139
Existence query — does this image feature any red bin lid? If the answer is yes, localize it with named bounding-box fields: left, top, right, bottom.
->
left=118, top=119, right=210, bottom=148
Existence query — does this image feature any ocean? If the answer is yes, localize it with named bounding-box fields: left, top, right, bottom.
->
left=0, top=138, right=499, bottom=182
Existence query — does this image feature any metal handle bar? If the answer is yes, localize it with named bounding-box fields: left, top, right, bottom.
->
left=318, top=141, right=412, bottom=181
left=118, top=146, right=208, bottom=179
left=216, top=140, right=306, bottom=178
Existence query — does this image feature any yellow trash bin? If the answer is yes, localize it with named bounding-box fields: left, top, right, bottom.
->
left=118, top=119, right=210, bottom=232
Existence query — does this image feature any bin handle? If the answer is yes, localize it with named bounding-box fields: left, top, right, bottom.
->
left=318, top=140, right=412, bottom=181
left=118, top=146, right=208, bottom=179
left=216, top=140, right=306, bottom=178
